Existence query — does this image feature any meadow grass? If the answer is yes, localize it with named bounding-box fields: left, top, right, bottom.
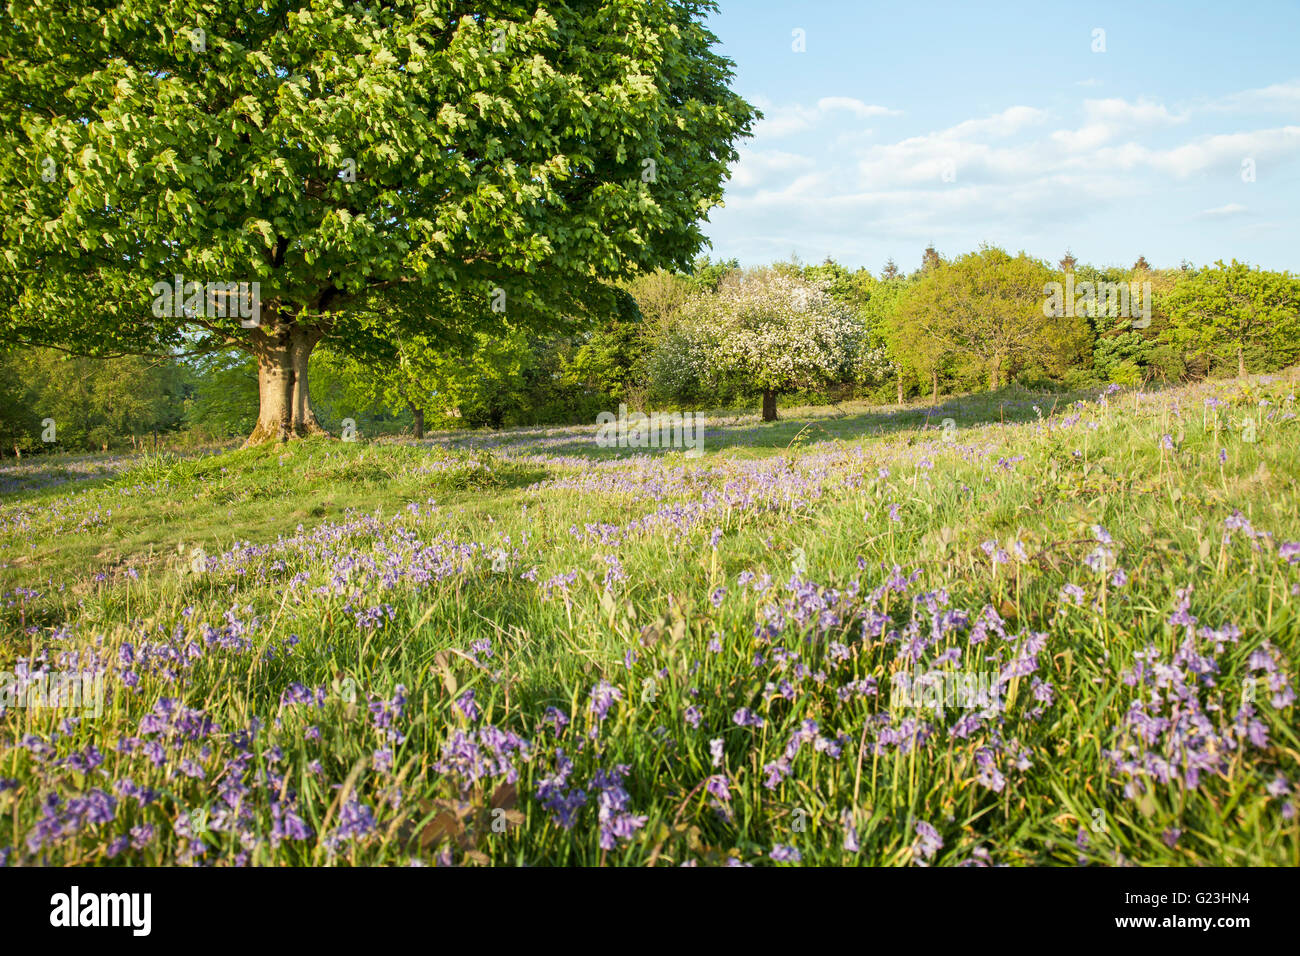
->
left=1, top=373, right=1297, bottom=866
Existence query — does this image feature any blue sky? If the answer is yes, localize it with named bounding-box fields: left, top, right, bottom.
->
left=700, top=0, right=1300, bottom=274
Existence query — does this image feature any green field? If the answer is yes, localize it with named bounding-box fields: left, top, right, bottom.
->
left=2, top=372, right=1297, bottom=866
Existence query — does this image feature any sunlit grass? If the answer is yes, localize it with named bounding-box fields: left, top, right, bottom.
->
left=1, top=372, right=1297, bottom=866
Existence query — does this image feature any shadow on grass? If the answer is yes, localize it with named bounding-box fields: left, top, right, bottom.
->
left=451, top=383, right=1126, bottom=461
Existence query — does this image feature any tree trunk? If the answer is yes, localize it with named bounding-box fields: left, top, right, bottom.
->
left=988, top=360, right=1001, bottom=391
left=931, top=369, right=939, bottom=405
left=409, top=403, right=425, bottom=440
left=1238, top=344, right=1245, bottom=378
left=896, top=375, right=904, bottom=406
left=761, top=388, right=778, bottom=422
left=245, top=317, right=328, bottom=446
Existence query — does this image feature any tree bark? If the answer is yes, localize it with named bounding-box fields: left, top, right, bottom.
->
left=1238, top=344, right=1245, bottom=378
left=761, top=388, right=778, bottom=422
left=244, top=314, right=328, bottom=446
left=988, top=359, right=1001, bottom=391
left=931, top=369, right=939, bottom=405
left=409, top=403, right=425, bottom=440
left=896, top=375, right=904, bottom=406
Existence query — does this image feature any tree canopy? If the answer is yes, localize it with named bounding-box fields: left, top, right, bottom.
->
left=888, top=246, right=1090, bottom=392
left=658, top=267, right=862, bottom=420
left=1166, top=260, right=1300, bottom=377
left=0, top=0, right=756, bottom=442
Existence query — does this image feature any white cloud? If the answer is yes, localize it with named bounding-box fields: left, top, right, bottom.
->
left=750, top=95, right=900, bottom=137
left=815, top=97, right=901, bottom=119
left=709, top=85, right=1300, bottom=268
left=942, top=106, right=1050, bottom=139
left=1050, top=97, right=1187, bottom=152
left=1051, top=124, right=1114, bottom=152
left=727, top=149, right=817, bottom=190
left=1205, top=79, right=1300, bottom=115
left=1145, top=126, right=1300, bottom=177
left=1083, top=97, right=1186, bottom=126
left=1198, top=203, right=1248, bottom=217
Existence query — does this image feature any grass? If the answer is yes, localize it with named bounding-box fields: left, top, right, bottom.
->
left=1, top=373, right=1297, bottom=866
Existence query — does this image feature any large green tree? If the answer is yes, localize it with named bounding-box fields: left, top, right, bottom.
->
left=889, top=246, right=1090, bottom=392
left=0, top=1, right=755, bottom=443
left=1165, top=260, right=1300, bottom=377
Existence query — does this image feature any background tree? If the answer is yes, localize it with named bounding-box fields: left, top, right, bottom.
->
left=0, top=350, right=41, bottom=457
left=0, top=349, right=184, bottom=452
left=1165, top=260, right=1300, bottom=376
left=681, top=255, right=741, bottom=295
left=183, top=352, right=260, bottom=439
left=0, top=1, right=756, bottom=444
left=886, top=269, right=959, bottom=403
left=622, top=269, right=690, bottom=340
left=663, top=268, right=862, bottom=421
left=920, top=244, right=943, bottom=274
left=893, top=246, right=1089, bottom=391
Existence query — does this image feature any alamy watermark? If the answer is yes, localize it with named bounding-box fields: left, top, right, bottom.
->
left=890, top=669, right=1002, bottom=717
left=49, top=886, right=151, bottom=936
left=1043, top=275, right=1151, bottom=329
left=595, top=404, right=705, bottom=457
left=151, top=275, right=261, bottom=328
left=1, top=668, right=105, bottom=718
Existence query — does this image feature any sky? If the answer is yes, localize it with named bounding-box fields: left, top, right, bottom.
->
left=699, top=0, right=1300, bottom=275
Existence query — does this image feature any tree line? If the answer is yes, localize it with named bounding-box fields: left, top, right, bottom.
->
left=3, top=246, right=1296, bottom=453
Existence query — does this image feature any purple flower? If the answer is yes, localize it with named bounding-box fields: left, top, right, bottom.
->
left=912, top=821, right=942, bottom=863
left=770, top=844, right=801, bottom=863
left=842, top=811, right=860, bottom=853
left=1059, top=583, right=1086, bottom=607
left=271, top=802, right=313, bottom=847
left=541, top=706, right=569, bottom=736
left=589, top=681, right=623, bottom=723
left=455, top=689, right=479, bottom=722
left=535, top=749, right=586, bottom=829
left=325, top=799, right=375, bottom=852
left=974, top=747, right=1006, bottom=792
left=592, top=765, right=646, bottom=850
left=435, top=725, right=530, bottom=791
left=368, top=685, right=408, bottom=744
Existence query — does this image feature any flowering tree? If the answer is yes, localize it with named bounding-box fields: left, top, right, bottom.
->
left=666, top=268, right=863, bottom=420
